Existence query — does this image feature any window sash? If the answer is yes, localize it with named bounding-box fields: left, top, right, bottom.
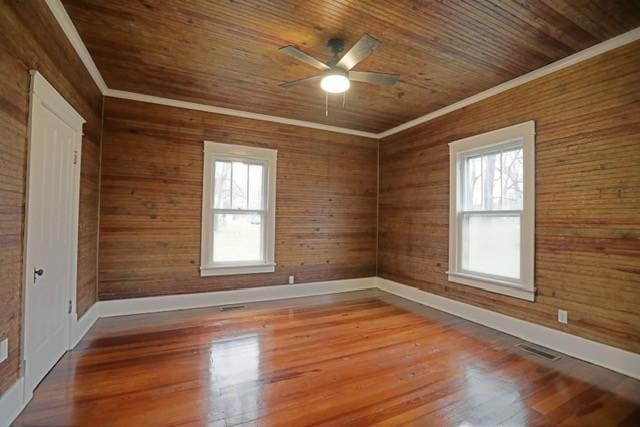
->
left=210, top=158, right=268, bottom=265
left=457, top=211, right=522, bottom=283
left=460, top=142, right=524, bottom=212
left=201, top=141, right=277, bottom=276
left=211, top=211, right=266, bottom=265
left=448, top=121, right=535, bottom=301
left=212, top=158, right=267, bottom=212
left=456, top=140, right=525, bottom=282
left=458, top=143, right=525, bottom=283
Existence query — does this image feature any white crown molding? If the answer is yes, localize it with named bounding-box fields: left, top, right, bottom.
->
left=377, top=26, right=640, bottom=139
left=104, top=89, right=379, bottom=138
left=46, top=0, right=639, bottom=140
left=45, top=0, right=108, bottom=93
left=45, top=0, right=376, bottom=138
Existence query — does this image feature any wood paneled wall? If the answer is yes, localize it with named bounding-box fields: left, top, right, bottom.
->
left=379, top=41, right=640, bottom=354
left=2, top=4, right=637, bottom=402
left=0, top=1, right=102, bottom=395
left=98, top=98, right=377, bottom=299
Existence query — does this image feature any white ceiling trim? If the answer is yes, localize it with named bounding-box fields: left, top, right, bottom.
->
left=377, top=26, right=640, bottom=139
left=45, top=0, right=378, bottom=138
left=45, top=0, right=107, bottom=93
left=104, top=89, right=379, bottom=138
left=47, top=0, right=639, bottom=140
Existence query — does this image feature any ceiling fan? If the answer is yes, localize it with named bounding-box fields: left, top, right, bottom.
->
left=279, top=34, right=399, bottom=95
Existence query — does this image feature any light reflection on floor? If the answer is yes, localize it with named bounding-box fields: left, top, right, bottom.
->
left=208, top=333, right=262, bottom=422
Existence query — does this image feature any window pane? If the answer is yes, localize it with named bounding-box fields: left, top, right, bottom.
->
left=463, top=145, right=523, bottom=211
left=213, top=213, right=263, bottom=262
left=214, top=161, right=231, bottom=209
left=248, top=164, right=264, bottom=210
left=465, top=156, right=482, bottom=210
left=462, top=214, right=520, bottom=279
left=482, top=151, right=502, bottom=210
left=231, top=162, right=248, bottom=209
left=502, top=148, right=523, bottom=209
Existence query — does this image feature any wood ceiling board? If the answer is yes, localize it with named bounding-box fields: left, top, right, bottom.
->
left=62, top=0, right=640, bottom=133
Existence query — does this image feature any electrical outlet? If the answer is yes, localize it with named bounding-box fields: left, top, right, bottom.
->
left=557, top=310, right=568, bottom=324
left=0, top=338, right=8, bottom=363
left=288, top=275, right=295, bottom=285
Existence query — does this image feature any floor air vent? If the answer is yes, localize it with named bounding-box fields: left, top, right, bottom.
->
left=515, top=343, right=561, bottom=361
left=219, top=304, right=245, bottom=311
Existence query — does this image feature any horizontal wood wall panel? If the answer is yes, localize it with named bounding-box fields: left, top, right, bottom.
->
left=98, top=98, right=377, bottom=299
left=378, top=41, right=640, bottom=354
left=0, top=1, right=102, bottom=395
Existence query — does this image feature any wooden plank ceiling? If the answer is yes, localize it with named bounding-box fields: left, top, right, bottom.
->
left=62, top=0, right=640, bottom=133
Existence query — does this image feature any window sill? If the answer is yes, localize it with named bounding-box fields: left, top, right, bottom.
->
left=200, top=263, right=276, bottom=277
left=447, top=271, right=535, bottom=301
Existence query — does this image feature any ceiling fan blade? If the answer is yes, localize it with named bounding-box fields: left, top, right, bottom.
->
left=279, top=75, right=322, bottom=88
left=280, top=46, right=330, bottom=71
left=336, top=34, right=381, bottom=70
left=349, top=71, right=399, bottom=86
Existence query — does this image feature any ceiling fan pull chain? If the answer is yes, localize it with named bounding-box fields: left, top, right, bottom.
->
left=342, top=92, right=346, bottom=108
left=325, top=92, right=329, bottom=116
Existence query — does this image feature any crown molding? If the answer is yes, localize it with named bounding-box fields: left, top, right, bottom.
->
left=47, top=0, right=639, bottom=140
left=104, top=89, right=379, bottom=138
left=377, top=26, right=640, bottom=139
left=45, top=0, right=108, bottom=93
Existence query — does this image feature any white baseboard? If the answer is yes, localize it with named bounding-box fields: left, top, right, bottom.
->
left=3, top=275, right=638, bottom=425
left=98, top=277, right=376, bottom=318
left=79, top=275, right=640, bottom=381
left=0, top=305, right=100, bottom=426
left=0, top=303, right=99, bottom=426
left=376, top=277, right=640, bottom=380
left=0, top=276, right=376, bottom=425
left=0, top=377, right=27, bottom=427
left=72, top=302, right=100, bottom=348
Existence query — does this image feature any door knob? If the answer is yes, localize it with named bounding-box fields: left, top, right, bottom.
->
left=34, top=268, right=44, bottom=283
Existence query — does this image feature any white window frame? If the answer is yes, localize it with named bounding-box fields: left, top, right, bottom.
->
left=200, top=141, right=277, bottom=276
left=448, top=121, right=535, bottom=301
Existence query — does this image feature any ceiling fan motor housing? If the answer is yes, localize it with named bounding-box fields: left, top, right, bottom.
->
left=325, top=67, right=347, bottom=78
left=279, top=33, right=399, bottom=93
left=327, top=38, right=345, bottom=55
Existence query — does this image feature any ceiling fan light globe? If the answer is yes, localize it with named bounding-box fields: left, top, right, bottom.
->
left=320, top=74, right=350, bottom=93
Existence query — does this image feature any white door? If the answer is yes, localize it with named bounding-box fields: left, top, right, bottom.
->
left=23, top=72, right=84, bottom=394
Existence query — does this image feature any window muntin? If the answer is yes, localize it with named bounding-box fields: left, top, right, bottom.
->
left=448, top=121, right=535, bottom=301
left=201, top=142, right=276, bottom=276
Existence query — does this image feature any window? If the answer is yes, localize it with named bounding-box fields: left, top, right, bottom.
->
left=448, top=121, right=535, bottom=301
left=201, top=142, right=277, bottom=276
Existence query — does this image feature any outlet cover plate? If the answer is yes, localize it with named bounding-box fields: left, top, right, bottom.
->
left=558, top=310, right=568, bottom=324
left=0, top=338, right=8, bottom=363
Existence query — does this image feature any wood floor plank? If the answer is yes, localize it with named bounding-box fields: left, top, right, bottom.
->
left=13, top=290, right=640, bottom=426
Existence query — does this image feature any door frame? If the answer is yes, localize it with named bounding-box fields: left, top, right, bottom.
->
left=21, top=70, right=85, bottom=398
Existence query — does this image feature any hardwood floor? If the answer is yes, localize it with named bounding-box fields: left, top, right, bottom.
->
left=14, top=291, right=640, bottom=426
